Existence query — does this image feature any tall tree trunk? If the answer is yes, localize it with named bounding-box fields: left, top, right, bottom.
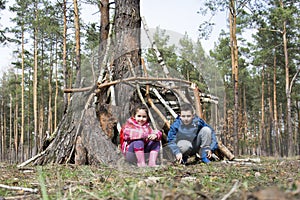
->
left=27, top=72, right=32, bottom=159
left=223, top=87, right=227, bottom=145
left=242, top=84, right=248, bottom=155
left=297, top=103, right=300, bottom=155
left=39, top=106, right=44, bottom=152
left=111, top=0, right=142, bottom=124
left=55, top=40, right=59, bottom=132
left=113, top=0, right=141, bottom=80
left=280, top=0, right=292, bottom=157
left=33, top=15, right=39, bottom=156
left=1, top=100, right=5, bottom=161
left=48, top=45, right=53, bottom=136
left=14, top=75, right=19, bottom=162
left=260, top=66, right=265, bottom=156
left=63, top=0, right=69, bottom=113
left=20, top=27, right=25, bottom=162
left=279, top=103, right=283, bottom=156
left=267, top=71, right=274, bottom=155
left=9, top=94, right=12, bottom=163
left=74, top=0, right=81, bottom=87
left=229, top=0, right=239, bottom=155
left=273, top=50, right=279, bottom=156
left=97, top=0, right=110, bottom=74
left=39, top=36, right=45, bottom=154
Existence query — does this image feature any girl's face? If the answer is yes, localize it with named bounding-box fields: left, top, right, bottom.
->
left=134, top=109, right=148, bottom=125
left=180, top=110, right=194, bottom=125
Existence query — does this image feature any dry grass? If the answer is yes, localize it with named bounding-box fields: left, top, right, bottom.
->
left=0, top=156, right=299, bottom=200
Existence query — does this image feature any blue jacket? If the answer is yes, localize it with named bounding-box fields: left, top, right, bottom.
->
left=167, top=115, right=218, bottom=155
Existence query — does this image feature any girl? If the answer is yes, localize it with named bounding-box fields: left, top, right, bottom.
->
left=120, top=104, right=162, bottom=167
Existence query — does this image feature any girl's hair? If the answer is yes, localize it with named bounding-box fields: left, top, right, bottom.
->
left=180, top=103, right=195, bottom=113
left=131, top=104, right=149, bottom=118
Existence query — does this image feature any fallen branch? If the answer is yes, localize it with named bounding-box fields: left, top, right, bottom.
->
left=0, top=183, right=39, bottom=193
left=17, top=150, right=46, bottom=168
left=220, top=180, right=239, bottom=200
left=233, top=158, right=261, bottom=163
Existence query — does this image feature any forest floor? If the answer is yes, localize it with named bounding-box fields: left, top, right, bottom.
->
left=0, top=156, right=299, bottom=200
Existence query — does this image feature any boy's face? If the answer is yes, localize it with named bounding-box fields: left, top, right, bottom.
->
left=180, top=110, right=194, bottom=125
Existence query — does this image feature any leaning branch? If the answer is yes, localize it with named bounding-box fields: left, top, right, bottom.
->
left=17, top=150, right=47, bottom=168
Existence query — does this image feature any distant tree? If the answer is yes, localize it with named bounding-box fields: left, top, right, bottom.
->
left=249, top=0, right=300, bottom=156
left=73, top=0, right=81, bottom=87
left=198, top=0, right=242, bottom=155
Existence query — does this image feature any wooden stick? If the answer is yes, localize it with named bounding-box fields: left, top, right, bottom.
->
left=220, top=181, right=239, bottom=200
left=0, top=183, right=39, bottom=193
left=151, top=88, right=177, bottom=119
left=191, top=83, right=203, bottom=118
left=63, top=77, right=192, bottom=93
left=17, top=150, right=46, bottom=168
left=218, top=140, right=235, bottom=161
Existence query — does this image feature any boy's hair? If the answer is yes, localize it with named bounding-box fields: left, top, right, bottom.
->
left=180, top=103, right=195, bottom=114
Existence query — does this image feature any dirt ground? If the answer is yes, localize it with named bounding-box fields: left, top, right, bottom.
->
left=0, top=156, right=299, bottom=200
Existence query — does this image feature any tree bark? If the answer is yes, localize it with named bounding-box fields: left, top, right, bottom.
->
left=20, top=25, right=25, bottom=162
left=33, top=1, right=39, bottom=156
left=34, top=91, right=121, bottom=165
left=113, top=0, right=141, bottom=80
left=280, top=0, right=293, bottom=157
left=229, top=0, right=239, bottom=155
left=111, top=0, right=141, bottom=124
left=267, top=71, right=273, bottom=155
left=63, top=0, right=69, bottom=113
left=273, top=50, right=279, bottom=156
left=74, top=0, right=81, bottom=87
left=97, top=0, right=110, bottom=74
left=260, top=66, right=265, bottom=156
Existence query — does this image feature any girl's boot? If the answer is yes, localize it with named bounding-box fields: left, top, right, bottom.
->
left=135, top=151, right=146, bottom=167
left=148, top=151, right=159, bottom=167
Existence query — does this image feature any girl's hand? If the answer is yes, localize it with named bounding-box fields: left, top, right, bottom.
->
left=147, top=133, right=157, bottom=140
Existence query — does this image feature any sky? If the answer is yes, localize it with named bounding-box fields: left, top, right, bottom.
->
left=140, top=0, right=227, bottom=50
left=0, top=0, right=228, bottom=75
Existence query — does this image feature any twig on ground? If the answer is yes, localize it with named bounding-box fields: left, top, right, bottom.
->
left=220, top=180, right=240, bottom=200
left=0, top=183, right=39, bottom=193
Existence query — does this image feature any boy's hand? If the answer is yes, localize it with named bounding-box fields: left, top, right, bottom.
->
left=176, top=153, right=183, bottom=163
left=206, top=150, right=212, bottom=159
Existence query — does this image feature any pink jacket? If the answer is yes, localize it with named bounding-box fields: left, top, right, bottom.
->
left=120, top=117, right=162, bottom=154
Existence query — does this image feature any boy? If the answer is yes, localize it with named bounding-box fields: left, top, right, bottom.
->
left=167, top=103, right=218, bottom=164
